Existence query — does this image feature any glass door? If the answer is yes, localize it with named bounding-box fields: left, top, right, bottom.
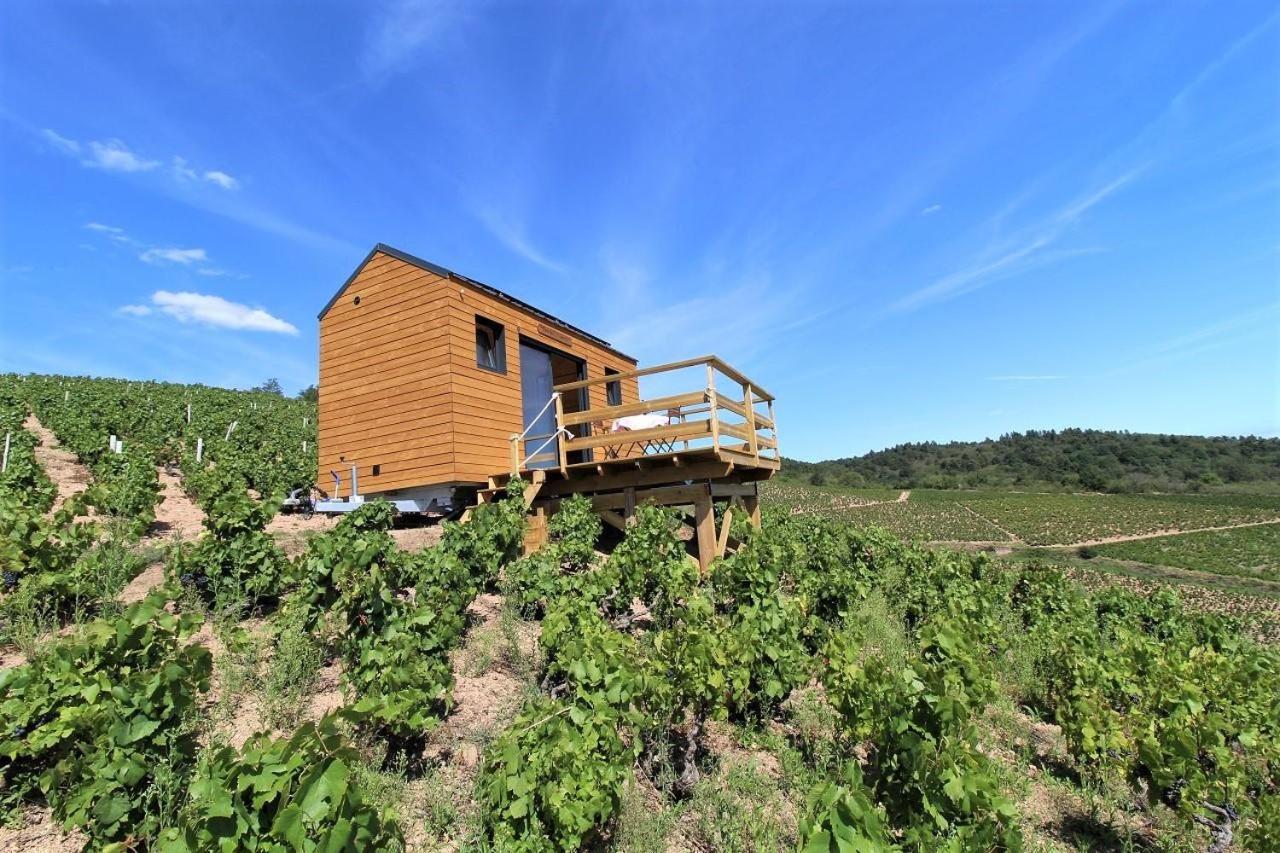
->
left=519, top=343, right=558, bottom=469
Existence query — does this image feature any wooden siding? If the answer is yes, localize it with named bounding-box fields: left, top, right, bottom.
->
left=318, top=250, right=637, bottom=494
left=441, top=271, right=639, bottom=483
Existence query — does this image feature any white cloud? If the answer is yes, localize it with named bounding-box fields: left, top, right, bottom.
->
left=84, top=222, right=123, bottom=235
left=84, top=139, right=160, bottom=172
left=921, top=204, right=943, bottom=215
left=202, top=170, right=239, bottom=190
left=84, top=222, right=137, bottom=246
left=117, top=304, right=153, bottom=317
left=472, top=204, right=565, bottom=272
left=45, top=130, right=239, bottom=190
left=172, top=158, right=240, bottom=190
left=363, top=0, right=464, bottom=79
left=140, top=247, right=209, bottom=265
left=151, top=290, right=298, bottom=335
left=42, top=128, right=80, bottom=155
left=171, top=156, right=199, bottom=181
left=888, top=170, right=1138, bottom=314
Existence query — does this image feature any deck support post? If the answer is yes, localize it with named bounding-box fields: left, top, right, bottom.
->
left=693, top=483, right=716, bottom=573
left=744, top=489, right=761, bottom=530
left=706, top=364, right=720, bottom=453
left=554, top=394, right=568, bottom=474
left=524, top=504, right=548, bottom=556
left=716, top=506, right=734, bottom=558
left=623, top=487, right=636, bottom=526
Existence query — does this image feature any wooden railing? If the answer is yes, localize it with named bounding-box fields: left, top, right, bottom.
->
left=512, top=355, right=778, bottom=473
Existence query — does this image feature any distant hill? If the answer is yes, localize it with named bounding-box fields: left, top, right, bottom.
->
left=782, top=429, right=1280, bottom=493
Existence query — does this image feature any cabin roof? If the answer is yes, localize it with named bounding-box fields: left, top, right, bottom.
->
left=319, top=243, right=636, bottom=363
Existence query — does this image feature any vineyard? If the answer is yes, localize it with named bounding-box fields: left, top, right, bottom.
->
left=765, top=483, right=1280, bottom=548
left=1, top=373, right=1279, bottom=850
left=1093, top=526, right=1280, bottom=583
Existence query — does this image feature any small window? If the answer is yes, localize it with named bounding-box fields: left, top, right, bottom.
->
left=605, top=368, right=622, bottom=406
left=475, top=316, right=506, bottom=373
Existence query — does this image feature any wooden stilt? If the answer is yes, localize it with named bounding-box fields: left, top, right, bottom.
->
left=716, top=506, right=734, bottom=558
left=623, top=487, right=636, bottom=526
left=693, top=485, right=716, bottom=573
left=523, top=504, right=548, bottom=555
left=744, top=487, right=761, bottom=529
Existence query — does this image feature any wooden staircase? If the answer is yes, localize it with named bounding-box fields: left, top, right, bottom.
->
left=461, top=469, right=546, bottom=524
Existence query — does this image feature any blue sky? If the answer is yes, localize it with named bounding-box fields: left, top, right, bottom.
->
left=1, top=1, right=1277, bottom=461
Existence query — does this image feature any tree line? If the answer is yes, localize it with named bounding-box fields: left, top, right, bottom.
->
left=783, top=429, right=1280, bottom=493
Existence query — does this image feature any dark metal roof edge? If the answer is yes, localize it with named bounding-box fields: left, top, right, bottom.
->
left=318, top=243, right=637, bottom=364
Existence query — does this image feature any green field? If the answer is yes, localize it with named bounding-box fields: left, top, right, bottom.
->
left=761, top=481, right=1280, bottom=600
left=1092, top=523, right=1280, bottom=582
left=763, top=482, right=1280, bottom=546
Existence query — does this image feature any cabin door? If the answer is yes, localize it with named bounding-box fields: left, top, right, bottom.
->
left=519, top=343, right=560, bottom=469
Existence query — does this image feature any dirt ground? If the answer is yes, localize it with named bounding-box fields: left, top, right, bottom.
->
left=0, top=806, right=85, bottom=853
left=145, top=467, right=205, bottom=542
left=22, top=415, right=91, bottom=517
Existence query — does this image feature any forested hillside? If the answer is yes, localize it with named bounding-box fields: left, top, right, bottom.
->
left=784, top=429, right=1280, bottom=493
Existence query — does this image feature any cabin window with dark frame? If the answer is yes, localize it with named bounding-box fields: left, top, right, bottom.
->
left=475, top=316, right=506, bottom=373
left=605, top=368, right=622, bottom=406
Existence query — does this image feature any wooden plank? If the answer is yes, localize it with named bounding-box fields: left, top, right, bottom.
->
left=537, top=459, right=735, bottom=497
left=554, top=393, right=568, bottom=473
left=719, top=422, right=753, bottom=444
left=694, top=485, right=715, bottom=573
left=717, top=507, right=734, bottom=558
left=743, top=489, right=761, bottom=530
left=563, top=419, right=709, bottom=452
left=708, top=357, right=774, bottom=401
left=558, top=391, right=706, bottom=427
left=717, top=396, right=748, bottom=420
left=744, top=383, right=759, bottom=459
left=554, top=355, right=714, bottom=393
left=589, top=484, right=707, bottom=511
left=598, top=509, right=629, bottom=533
left=710, top=483, right=758, bottom=498
left=717, top=446, right=781, bottom=470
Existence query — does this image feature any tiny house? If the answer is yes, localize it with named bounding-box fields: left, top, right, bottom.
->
left=317, top=244, right=640, bottom=508
left=317, top=243, right=781, bottom=568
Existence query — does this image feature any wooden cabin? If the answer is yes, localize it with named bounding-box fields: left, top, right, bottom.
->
left=317, top=243, right=781, bottom=568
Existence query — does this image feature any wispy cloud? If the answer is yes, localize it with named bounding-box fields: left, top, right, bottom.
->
left=41, top=128, right=80, bottom=156
left=1111, top=304, right=1280, bottom=376
left=83, top=223, right=232, bottom=275
left=140, top=247, right=208, bottom=265
left=84, top=222, right=125, bottom=236
left=888, top=170, right=1138, bottom=314
left=44, top=130, right=239, bottom=189
left=472, top=204, right=565, bottom=272
left=362, top=0, right=464, bottom=79
left=84, top=139, right=160, bottom=172
left=202, top=170, right=239, bottom=190
left=172, top=157, right=241, bottom=190
left=987, top=374, right=1067, bottom=382
left=921, top=204, right=942, bottom=215
left=117, top=291, right=298, bottom=335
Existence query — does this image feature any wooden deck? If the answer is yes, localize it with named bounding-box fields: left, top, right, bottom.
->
left=484, top=355, right=780, bottom=570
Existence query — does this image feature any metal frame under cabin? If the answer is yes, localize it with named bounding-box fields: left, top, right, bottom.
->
left=483, top=354, right=781, bottom=571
